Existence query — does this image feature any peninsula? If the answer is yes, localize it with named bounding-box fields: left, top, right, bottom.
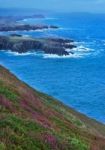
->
left=0, top=35, right=76, bottom=55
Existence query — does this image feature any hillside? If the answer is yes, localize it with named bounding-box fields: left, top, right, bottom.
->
left=0, top=65, right=105, bottom=150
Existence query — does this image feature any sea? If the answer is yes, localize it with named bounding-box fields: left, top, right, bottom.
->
left=0, top=10, right=105, bottom=123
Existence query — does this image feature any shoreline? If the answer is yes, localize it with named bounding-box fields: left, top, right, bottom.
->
left=0, top=35, right=76, bottom=56
left=0, top=13, right=105, bottom=149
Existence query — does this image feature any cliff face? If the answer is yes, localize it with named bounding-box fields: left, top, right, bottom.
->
left=0, top=35, right=76, bottom=55
left=0, top=65, right=105, bottom=150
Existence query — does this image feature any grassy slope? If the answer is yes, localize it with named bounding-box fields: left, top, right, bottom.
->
left=0, top=65, right=105, bottom=150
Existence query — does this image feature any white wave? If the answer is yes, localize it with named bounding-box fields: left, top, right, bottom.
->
left=22, top=19, right=28, bottom=22
left=2, top=42, right=93, bottom=59
left=44, top=17, right=57, bottom=20
left=44, top=44, right=93, bottom=59
left=72, top=45, right=93, bottom=52
left=18, top=17, right=57, bottom=23
left=65, top=44, right=93, bottom=55
left=6, top=51, right=38, bottom=56
left=31, top=28, right=58, bottom=32
left=22, top=34, right=30, bottom=37
left=9, top=27, right=59, bottom=33
left=43, top=53, right=85, bottom=59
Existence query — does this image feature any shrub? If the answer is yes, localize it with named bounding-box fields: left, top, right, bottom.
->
left=71, top=137, right=89, bottom=150
left=0, top=143, right=6, bottom=150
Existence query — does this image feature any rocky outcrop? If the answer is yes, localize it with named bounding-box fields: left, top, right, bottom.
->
left=10, top=34, right=23, bottom=37
left=0, top=24, right=58, bottom=31
left=0, top=35, right=76, bottom=55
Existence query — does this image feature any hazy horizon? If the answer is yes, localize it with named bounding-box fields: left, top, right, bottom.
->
left=0, top=0, right=105, bottom=14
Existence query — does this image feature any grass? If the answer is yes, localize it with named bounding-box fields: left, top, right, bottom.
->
left=0, top=113, right=90, bottom=150
left=36, top=91, right=85, bottom=127
left=0, top=115, right=45, bottom=133
left=0, top=65, right=105, bottom=149
left=71, top=137, right=89, bottom=150
left=0, top=143, right=6, bottom=150
left=0, top=115, right=51, bottom=150
left=0, top=80, right=19, bottom=102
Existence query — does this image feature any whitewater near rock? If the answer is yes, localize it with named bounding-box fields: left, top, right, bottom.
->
left=0, top=35, right=76, bottom=55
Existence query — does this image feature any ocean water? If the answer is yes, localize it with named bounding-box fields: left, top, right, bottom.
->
left=0, top=12, right=105, bottom=123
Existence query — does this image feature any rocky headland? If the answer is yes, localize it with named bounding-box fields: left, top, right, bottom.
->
left=0, top=24, right=58, bottom=32
left=0, top=15, right=77, bottom=56
left=0, top=35, right=76, bottom=55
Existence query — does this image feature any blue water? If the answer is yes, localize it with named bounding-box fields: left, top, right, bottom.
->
left=0, top=13, right=105, bottom=123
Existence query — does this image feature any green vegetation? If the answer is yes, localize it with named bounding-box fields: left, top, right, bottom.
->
left=0, top=143, right=6, bottom=150
left=0, top=65, right=105, bottom=149
left=0, top=115, right=51, bottom=150
left=71, top=137, right=89, bottom=150
left=0, top=80, right=19, bottom=102
left=36, top=92, right=85, bottom=127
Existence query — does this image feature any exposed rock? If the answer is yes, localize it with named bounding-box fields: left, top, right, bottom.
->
left=0, top=35, right=76, bottom=55
left=0, top=24, right=59, bottom=31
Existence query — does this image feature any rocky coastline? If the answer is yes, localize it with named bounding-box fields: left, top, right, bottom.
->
left=0, top=24, right=58, bottom=32
left=0, top=35, right=76, bottom=55
left=0, top=15, right=77, bottom=56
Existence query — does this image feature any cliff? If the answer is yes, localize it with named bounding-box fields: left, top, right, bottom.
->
left=0, top=65, right=105, bottom=150
left=0, top=35, right=76, bottom=55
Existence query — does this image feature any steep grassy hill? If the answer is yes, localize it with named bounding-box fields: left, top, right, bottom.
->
left=0, top=65, right=105, bottom=150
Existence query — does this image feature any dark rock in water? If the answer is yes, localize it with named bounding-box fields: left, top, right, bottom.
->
left=64, top=43, right=76, bottom=49
left=0, top=35, right=76, bottom=56
left=49, top=25, right=59, bottom=29
left=43, top=46, right=69, bottom=56
left=10, top=34, right=22, bottom=37
left=0, top=36, right=12, bottom=49
left=12, top=40, right=43, bottom=53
